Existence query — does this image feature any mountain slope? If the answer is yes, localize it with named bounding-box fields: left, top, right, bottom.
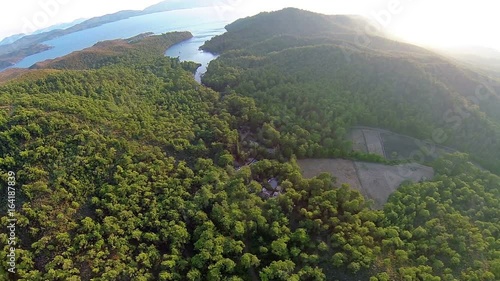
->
left=201, top=8, right=500, bottom=174
left=202, top=7, right=432, bottom=56
left=0, top=34, right=25, bottom=46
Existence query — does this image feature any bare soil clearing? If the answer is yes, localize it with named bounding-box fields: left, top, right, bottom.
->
left=297, top=127, right=464, bottom=208
left=298, top=159, right=362, bottom=191
left=362, top=129, right=385, bottom=156
left=354, top=161, right=434, bottom=208
left=350, top=126, right=456, bottom=162
left=349, top=129, right=367, bottom=153
left=298, top=159, right=434, bottom=208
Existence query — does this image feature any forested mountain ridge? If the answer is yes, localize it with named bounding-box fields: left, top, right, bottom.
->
left=30, top=31, right=194, bottom=70
left=201, top=8, right=500, bottom=174
left=0, top=32, right=195, bottom=85
left=0, top=14, right=498, bottom=281
left=202, top=8, right=437, bottom=56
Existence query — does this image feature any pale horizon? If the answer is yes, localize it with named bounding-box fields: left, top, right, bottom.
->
left=1, top=0, right=499, bottom=53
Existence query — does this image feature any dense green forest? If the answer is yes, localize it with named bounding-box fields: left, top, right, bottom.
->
left=201, top=8, right=500, bottom=174
left=0, top=12, right=499, bottom=281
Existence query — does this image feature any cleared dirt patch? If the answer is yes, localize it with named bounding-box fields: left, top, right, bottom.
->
left=362, top=129, right=385, bottom=157
left=349, top=129, right=367, bottom=153
left=354, top=161, right=434, bottom=208
left=298, top=159, right=362, bottom=191
left=380, top=132, right=455, bottom=162
left=298, top=159, right=434, bottom=209
left=350, top=126, right=456, bottom=163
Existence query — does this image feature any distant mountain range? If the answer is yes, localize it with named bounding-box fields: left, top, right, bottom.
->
left=435, top=46, right=500, bottom=76
left=0, top=33, right=26, bottom=46
left=0, top=18, right=88, bottom=47
left=30, top=18, right=88, bottom=35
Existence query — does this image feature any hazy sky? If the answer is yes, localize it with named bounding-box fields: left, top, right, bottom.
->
left=1, top=0, right=499, bottom=51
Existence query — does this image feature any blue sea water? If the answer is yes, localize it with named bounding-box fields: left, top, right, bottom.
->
left=12, top=7, right=234, bottom=79
left=165, top=29, right=222, bottom=82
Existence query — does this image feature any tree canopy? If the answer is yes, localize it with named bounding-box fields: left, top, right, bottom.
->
left=0, top=14, right=499, bottom=281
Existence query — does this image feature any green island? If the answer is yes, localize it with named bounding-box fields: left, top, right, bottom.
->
left=0, top=8, right=499, bottom=281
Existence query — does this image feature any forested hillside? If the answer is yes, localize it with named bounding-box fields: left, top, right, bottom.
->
left=0, top=15, right=498, bottom=281
left=0, top=32, right=195, bottom=84
left=202, top=8, right=500, bottom=174
left=31, top=32, right=194, bottom=70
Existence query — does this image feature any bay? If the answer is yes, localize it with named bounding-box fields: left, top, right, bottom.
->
left=12, top=7, right=234, bottom=77
left=165, top=29, right=221, bottom=83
